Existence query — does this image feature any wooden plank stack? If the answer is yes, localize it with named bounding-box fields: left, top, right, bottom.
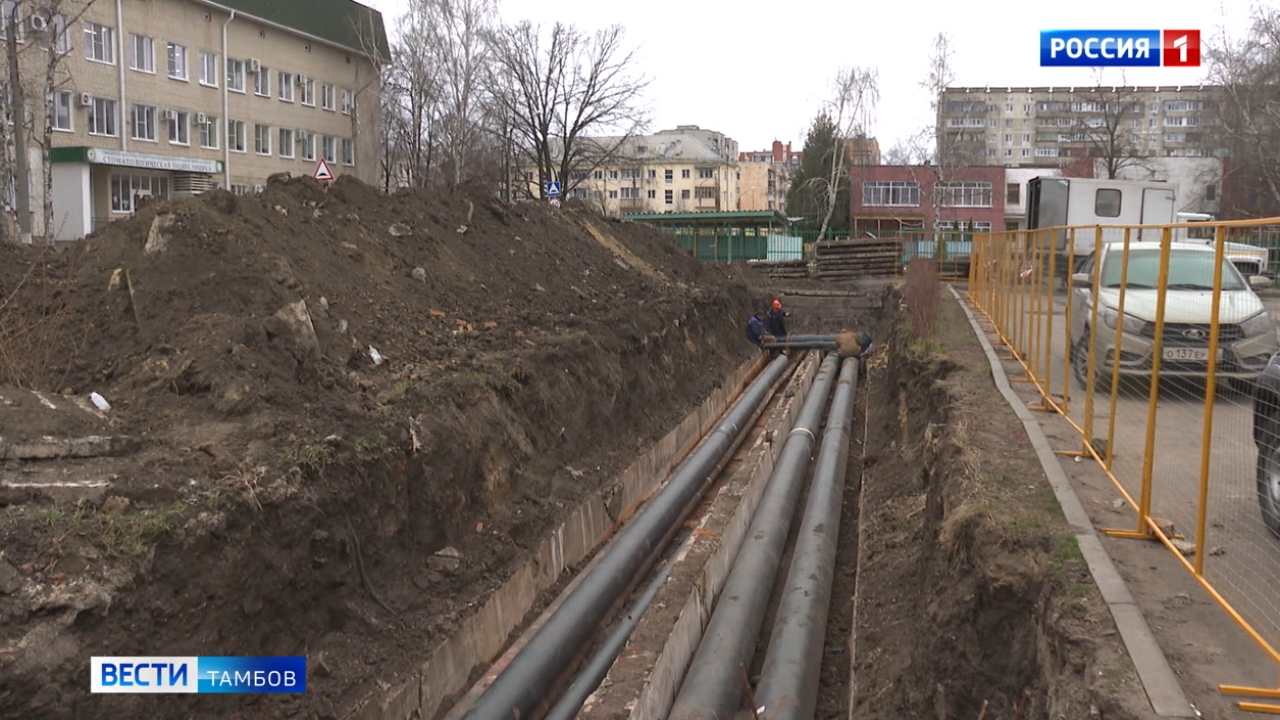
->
left=813, top=238, right=901, bottom=279
left=746, top=259, right=810, bottom=280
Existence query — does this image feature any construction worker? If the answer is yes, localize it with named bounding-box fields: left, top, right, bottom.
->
left=765, top=299, right=789, bottom=339
left=745, top=313, right=766, bottom=347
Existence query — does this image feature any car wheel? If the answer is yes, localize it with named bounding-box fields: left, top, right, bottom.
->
left=1257, top=419, right=1280, bottom=539
left=1071, top=332, right=1111, bottom=393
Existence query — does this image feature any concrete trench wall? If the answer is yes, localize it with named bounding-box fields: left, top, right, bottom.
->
left=350, top=353, right=765, bottom=720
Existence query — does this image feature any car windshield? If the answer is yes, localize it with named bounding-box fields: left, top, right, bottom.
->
left=1098, top=247, right=1247, bottom=291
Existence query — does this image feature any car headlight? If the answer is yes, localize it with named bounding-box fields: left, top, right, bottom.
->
left=1241, top=311, right=1274, bottom=338
left=1101, top=306, right=1145, bottom=334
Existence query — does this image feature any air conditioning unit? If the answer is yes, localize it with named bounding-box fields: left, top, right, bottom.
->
left=29, top=15, right=47, bottom=31
left=247, top=58, right=261, bottom=74
left=77, top=92, right=92, bottom=107
left=196, top=112, right=208, bottom=124
left=295, top=75, right=306, bottom=87
left=163, top=109, right=178, bottom=123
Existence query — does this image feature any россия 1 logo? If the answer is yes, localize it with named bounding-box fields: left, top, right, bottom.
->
left=1040, top=30, right=1200, bottom=67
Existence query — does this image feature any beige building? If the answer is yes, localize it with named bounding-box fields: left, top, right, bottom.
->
left=937, top=86, right=1225, bottom=169
left=522, top=125, right=740, bottom=216
left=737, top=140, right=799, bottom=213
left=3, top=0, right=388, bottom=241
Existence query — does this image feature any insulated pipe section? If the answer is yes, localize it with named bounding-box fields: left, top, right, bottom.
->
left=668, top=353, right=842, bottom=720
left=462, top=354, right=793, bottom=720
left=754, top=358, right=860, bottom=720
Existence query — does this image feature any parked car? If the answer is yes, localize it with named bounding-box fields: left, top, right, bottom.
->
left=1069, top=241, right=1278, bottom=393
left=1253, top=358, right=1280, bottom=537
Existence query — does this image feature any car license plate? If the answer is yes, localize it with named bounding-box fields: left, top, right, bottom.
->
left=1162, top=347, right=1221, bottom=362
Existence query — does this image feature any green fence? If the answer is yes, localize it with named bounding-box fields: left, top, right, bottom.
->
left=656, top=226, right=983, bottom=267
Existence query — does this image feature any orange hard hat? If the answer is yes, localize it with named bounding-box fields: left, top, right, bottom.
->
left=771, top=299, right=782, bottom=309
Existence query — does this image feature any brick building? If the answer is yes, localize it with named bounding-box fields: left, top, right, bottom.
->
left=848, top=165, right=1007, bottom=236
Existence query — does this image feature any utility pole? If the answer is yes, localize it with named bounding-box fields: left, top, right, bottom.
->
left=6, top=3, right=31, bottom=242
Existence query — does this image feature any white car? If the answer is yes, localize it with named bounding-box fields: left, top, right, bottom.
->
left=1069, top=241, right=1280, bottom=391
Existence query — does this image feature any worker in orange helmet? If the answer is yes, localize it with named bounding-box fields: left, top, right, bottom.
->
left=765, top=298, right=789, bottom=339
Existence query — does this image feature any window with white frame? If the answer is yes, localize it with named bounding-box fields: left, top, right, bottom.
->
left=167, top=42, right=186, bottom=79
left=227, top=119, right=245, bottom=152
left=254, top=124, right=270, bottom=155
left=168, top=110, right=189, bottom=144
left=278, top=128, right=295, bottom=158
left=300, top=131, right=315, bottom=161
left=278, top=71, right=294, bottom=101
left=88, top=96, right=117, bottom=136
left=341, top=138, right=353, bottom=166
left=300, top=76, right=315, bottom=106
left=110, top=173, right=169, bottom=214
left=226, top=58, right=245, bottom=92
left=698, top=168, right=714, bottom=179
left=53, top=91, right=72, bottom=131
left=862, top=180, right=919, bottom=207
left=934, top=220, right=992, bottom=233
left=198, top=115, right=218, bottom=148
left=84, top=21, right=114, bottom=64
left=254, top=65, right=270, bottom=96
left=341, top=88, right=353, bottom=114
left=131, top=104, right=156, bottom=141
left=51, top=14, right=70, bottom=54
left=199, top=51, right=218, bottom=87
left=129, top=33, right=153, bottom=72
left=321, top=83, right=335, bottom=110
left=1035, top=147, right=1059, bottom=157
left=322, top=135, right=336, bottom=162
left=934, top=181, right=993, bottom=207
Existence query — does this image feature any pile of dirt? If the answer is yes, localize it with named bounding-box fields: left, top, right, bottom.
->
left=842, top=295, right=1155, bottom=719
left=0, top=176, right=764, bottom=719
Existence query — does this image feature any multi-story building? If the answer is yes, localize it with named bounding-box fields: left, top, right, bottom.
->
left=737, top=140, right=800, bottom=213
left=522, top=125, right=740, bottom=216
left=4, top=0, right=389, bottom=241
left=937, top=86, right=1226, bottom=170
left=1095, top=156, right=1223, bottom=216
left=848, top=165, right=1006, bottom=236
left=845, top=136, right=880, bottom=165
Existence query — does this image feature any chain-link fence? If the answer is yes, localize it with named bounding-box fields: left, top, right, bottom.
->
left=967, top=219, right=1280, bottom=712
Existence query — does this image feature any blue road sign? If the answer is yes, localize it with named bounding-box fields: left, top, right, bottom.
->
left=545, top=181, right=561, bottom=197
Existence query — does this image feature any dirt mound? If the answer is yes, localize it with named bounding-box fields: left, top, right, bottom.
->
left=0, top=176, right=763, bottom=719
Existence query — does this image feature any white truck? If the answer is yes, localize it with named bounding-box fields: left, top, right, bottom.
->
left=1024, top=176, right=1270, bottom=280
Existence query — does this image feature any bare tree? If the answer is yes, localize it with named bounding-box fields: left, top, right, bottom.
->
left=807, top=67, right=877, bottom=240
left=36, top=0, right=97, bottom=241
left=485, top=21, right=649, bottom=200
left=1205, top=6, right=1280, bottom=216
left=1062, top=82, right=1151, bottom=179
left=381, top=2, right=442, bottom=189
left=920, top=32, right=972, bottom=232
left=418, top=0, right=496, bottom=188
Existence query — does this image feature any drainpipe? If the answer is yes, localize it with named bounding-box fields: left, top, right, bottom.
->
left=221, top=10, right=235, bottom=189
left=116, top=0, right=126, bottom=151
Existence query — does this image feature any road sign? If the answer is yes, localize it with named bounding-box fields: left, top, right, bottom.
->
left=314, top=158, right=334, bottom=181
left=545, top=181, right=561, bottom=197
left=548, top=197, right=561, bottom=208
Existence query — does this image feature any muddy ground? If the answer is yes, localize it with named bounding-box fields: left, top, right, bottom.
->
left=0, top=178, right=782, bottom=719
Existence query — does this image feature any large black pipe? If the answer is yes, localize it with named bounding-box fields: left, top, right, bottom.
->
left=461, top=354, right=793, bottom=720
left=761, top=341, right=838, bottom=351
left=754, top=358, right=860, bottom=719
left=668, top=353, right=842, bottom=720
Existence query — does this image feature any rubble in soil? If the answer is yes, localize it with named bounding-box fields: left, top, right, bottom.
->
left=0, top=177, right=764, bottom=719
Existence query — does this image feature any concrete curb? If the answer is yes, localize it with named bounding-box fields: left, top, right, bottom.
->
left=948, top=284, right=1194, bottom=718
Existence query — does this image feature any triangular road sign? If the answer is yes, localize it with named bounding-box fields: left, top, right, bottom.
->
left=314, top=158, right=334, bottom=181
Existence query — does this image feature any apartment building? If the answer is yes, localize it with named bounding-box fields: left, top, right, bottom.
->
left=848, top=165, right=1006, bottom=236
left=5, top=0, right=388, bottom=241
left=937, top=86, right=1226, bottom=170
left=737, top=140, right=800, bottom=213
left=527, top=126, right=740, bottom=216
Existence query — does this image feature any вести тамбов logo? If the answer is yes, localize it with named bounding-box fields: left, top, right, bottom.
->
left=1040, top=30, right=1200, bottom=67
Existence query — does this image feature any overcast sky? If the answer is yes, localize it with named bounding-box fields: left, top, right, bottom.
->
left=359, top=0, right=1258, bottom=156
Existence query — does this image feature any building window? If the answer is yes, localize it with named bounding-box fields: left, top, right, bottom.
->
left=862, top=180, right=919, bottom=207
left=698, top=168, right=714, bottom=179
left=199, top=51, right=218, bottom=87
left=1006, top=182, right=1020, bottom=204
left=50, top=14, right=71, bottom=54
left=1035, top=147, right=1059, bottom=157
left=934, top=181, right=993, bottom=207
left=168, top=110, right=189, bottom=145
left=131, top=104, right=156, bottom=141
left=1206, top=184, right=1217, bottom=201
left=647, top=189, right=656, bottom=199
left=664, top=169, right=673, bottom=184
left=664, top=189, right=673, bottom=204
left=647, top=169, right=656, bottom=180
left=322, top=135, right=336, bottom=162
left=695, top=187, right=715, bottom=200
left=608, top=190, right=617, bottom=199
left=198, top=115, right=218, bottom=148
left=279, top=71, right=295, bottom=101
left=1003, top=148, right=1013, bottom=157
left=620, top=187, right=638, bottom=199
left=229, top=184, right=250, bottom=195
left=681, top=168, right=690, bottom=179
left=254, top=65, right=270, bottom=96
left=321, top=83, right=335, bottom=111
left=342, top=138, right=354, bottom=166
left=1095, top=188, right=1122, bottom=217
left=300, top=76, right=315, bottom=106
left=167, top=43, right=186, bottom=80
left=129, top=33, right=154, bottom=73
left=300, top=131, right=315, bottom=161
left=111, top=173, right=169, bottom=214
left=935, top=220, right=992, bottom=233
left=88, top=96, right=117, bottom=136
left=254, top=124, right=271, bottom=155
left=226, top=58, right=245, bottom=92
left=84, top=21, right=114, bottom=64
left=279, top=128, right=295, bottom=158
left=341, top=88, right=354, bottom=114
left=227, top=119, right=245, bottom=152
left=53, top=92, right=72, bottom=131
